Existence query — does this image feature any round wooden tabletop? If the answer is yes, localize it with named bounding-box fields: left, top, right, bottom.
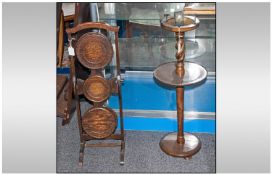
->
left=153, top=61, right=207, bottom=87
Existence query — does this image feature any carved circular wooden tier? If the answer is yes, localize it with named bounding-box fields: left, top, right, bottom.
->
left=153, top=61, right=207, bottom=87
left=75, top=32, right=113, bottom=69
left=82, top=107, right=117, bottom=139
left=83, top=75, right=111, bottom=103
left=160, top=132, right=201, bottom=158
left=161, top=16, right=200, bottom=33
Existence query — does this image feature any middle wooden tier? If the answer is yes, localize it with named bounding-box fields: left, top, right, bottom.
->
left=153, top=61, right=207, bottom=87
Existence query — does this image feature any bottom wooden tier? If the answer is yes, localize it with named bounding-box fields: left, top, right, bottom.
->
left=159, top=132, right=201, bottom=159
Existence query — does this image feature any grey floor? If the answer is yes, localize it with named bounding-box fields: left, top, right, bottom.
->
left=57, top=103, right=215, bottom=173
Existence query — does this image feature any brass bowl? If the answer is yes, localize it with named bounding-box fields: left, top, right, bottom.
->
left=76, top=32, right=113, bottom=69
left=83, top=75, right=111, bottom=103
left=82, top=107, right=117, bottom=139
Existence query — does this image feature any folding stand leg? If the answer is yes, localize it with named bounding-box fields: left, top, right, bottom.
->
left=117, top=81, right=125, bottom=165
left=79, top=141, right=86, bottom=166
left=120, top=140, right=125, bottom=165
left=61, top=62, right=74, bottom=126
left=61, top=117, right=70, bottom=126
left=62, top=111, right=71, bottom=126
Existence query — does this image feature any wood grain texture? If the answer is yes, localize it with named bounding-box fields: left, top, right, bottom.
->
left=82, top=107, right=117, bottom=139
left=67, top=20, right=125, bottom=165
left=75, top=32, right=113, bottom=69
left=156, top=15, right=202, bottom=159
left=57, top=9, right=65, bottom=67
left=83, top=75, right=111, bottom=103
left=66, top=21, right=119, bottom=34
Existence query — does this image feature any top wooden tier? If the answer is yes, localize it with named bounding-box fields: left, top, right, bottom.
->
left=161, top=16, right=200, bottom=33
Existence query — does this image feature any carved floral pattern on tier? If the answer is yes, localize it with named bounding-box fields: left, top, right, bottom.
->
left=83, top=75, right=111, bottom=103
left=82, top=107, right=117, bottom=139
left=75, top=32, right=113, bottom=69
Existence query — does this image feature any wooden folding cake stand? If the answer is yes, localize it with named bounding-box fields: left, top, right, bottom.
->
left=66, top=22, right=125, bottom=166
left=154, top=16, right=207, bottom=159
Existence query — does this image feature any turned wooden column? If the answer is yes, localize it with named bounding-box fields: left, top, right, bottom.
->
left=175, top=32, right=185, bottom=144
left=176, top=87, right=185, bottom=144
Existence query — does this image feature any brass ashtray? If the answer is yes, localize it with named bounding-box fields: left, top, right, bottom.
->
left=83, top=75, right=111, bottom=103
left=76, top=32, right=113, bottom=69
left=82, top=107, right=117, bottom=139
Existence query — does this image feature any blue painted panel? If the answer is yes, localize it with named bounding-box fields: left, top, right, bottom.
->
left=116, top=116, right=215, bottom=134
left=109, top=76, right=215, bottom=112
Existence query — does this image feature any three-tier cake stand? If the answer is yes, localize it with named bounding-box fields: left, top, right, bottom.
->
left=154, top=16, right=207, bottom=159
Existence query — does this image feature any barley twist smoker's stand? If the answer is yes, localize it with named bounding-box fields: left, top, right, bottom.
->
left=154, top=16, right=207, bottom=159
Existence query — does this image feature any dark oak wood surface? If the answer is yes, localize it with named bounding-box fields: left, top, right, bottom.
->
left=67, top=19, right=125, bottom=166
left=155, top=16, right=202, bottom=159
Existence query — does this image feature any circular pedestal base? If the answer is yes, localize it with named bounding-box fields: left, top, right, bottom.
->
left=160, top=132, right=201, bottom=159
